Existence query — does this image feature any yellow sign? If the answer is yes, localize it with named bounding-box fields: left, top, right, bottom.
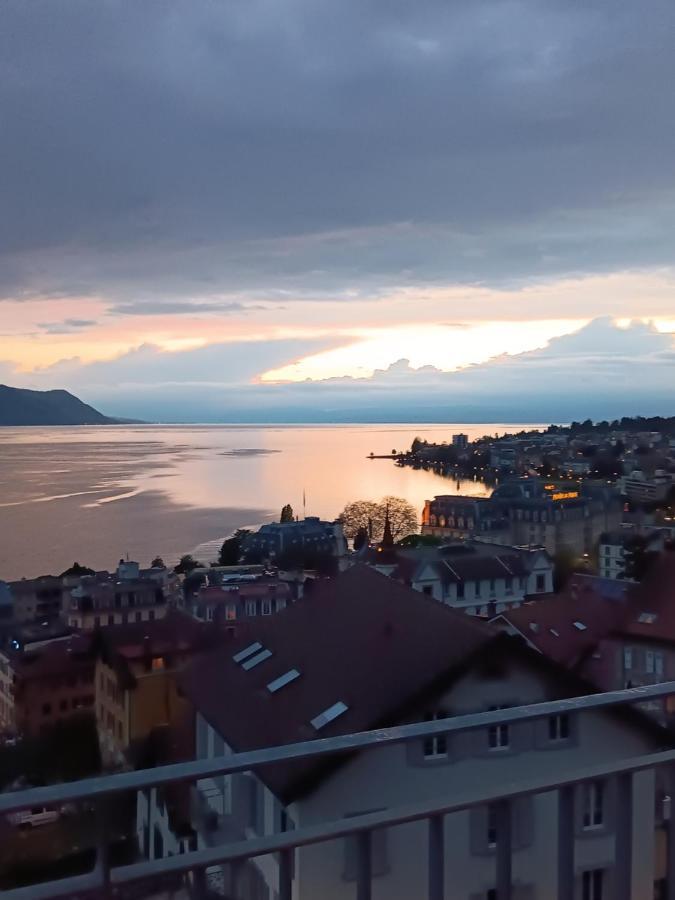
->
left=551, top=491, right=579, bottom=501
left=544, top=484, right=556, bottom=491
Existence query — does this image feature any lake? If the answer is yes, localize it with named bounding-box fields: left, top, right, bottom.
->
left=0, top=423, right=541, bottom=580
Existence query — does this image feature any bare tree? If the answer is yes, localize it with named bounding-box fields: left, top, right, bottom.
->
left=339, top=496, right=418, bottom=542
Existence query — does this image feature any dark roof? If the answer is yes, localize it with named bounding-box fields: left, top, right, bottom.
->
left=492, top=574, right=630, bottom=668
left=7, top=634, right=94, bottom=680
left=96, top=609, right=213, bottom=661
left=180, top=565, right=493, bottom=799
left=620, top=552, right=675, bottom=644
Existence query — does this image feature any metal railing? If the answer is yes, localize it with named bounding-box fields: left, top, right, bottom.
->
left=2, top=681, right=675, bottom=900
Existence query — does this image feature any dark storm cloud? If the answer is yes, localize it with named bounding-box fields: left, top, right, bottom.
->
left=1, top=0, right=674, bottom=302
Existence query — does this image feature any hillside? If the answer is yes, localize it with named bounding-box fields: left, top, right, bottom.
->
left=0, top=385, right=120, bottom=426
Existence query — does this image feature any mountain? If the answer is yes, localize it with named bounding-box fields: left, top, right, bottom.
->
left=0, top=385, right=122, bottom=426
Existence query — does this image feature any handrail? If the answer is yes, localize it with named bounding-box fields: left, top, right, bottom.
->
left=0, top=680, right=673, bottom=815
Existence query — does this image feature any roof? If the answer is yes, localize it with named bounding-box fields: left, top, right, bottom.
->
left=6, top=634, right=94, bottom=680
left=96, top=609, right=216, bottom=663
left=180, top=565, right=494, bottom=800
left=620, top=553, right=675, bottom=644
left=491, top=574, right=631, bottom=668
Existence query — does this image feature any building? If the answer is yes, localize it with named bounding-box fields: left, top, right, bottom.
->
left=0, top=630, right=95, bottom=736
left=242, top=517, right=348, bottom=562
left=422, top=477, right=622, bottom=557
left=6, top=575, right=68, bottom=624
left=185, top=576, right=293, bottom=626
left=67, top=560, right=179, bottom=631
left=620, top=470, right=674, bottom=505
left=452, top=433, right=469, bottom=450
left=172, top=566, right=667, bottom=900
left=361, top=540, right=553, bottom=616
left=94, top=609, right=217, bottom=764
left=598, top=528, right=669, bottom=581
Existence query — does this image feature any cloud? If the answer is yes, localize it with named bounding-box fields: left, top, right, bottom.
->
left=107, top=300, right=268, bottom=316
left=0, top=0, right=674, bottom=305
left=36, top=318, right=98, bottom=334
left=6, top=318, right=674, bottom=423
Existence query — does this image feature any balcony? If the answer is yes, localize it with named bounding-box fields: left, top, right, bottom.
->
left=1, top=684, right=675, bottom=899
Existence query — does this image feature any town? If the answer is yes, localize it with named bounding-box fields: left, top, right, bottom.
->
left=1, top=421, right=675, bottom=900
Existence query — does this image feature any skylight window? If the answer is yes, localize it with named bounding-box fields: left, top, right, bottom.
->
left=573, top=621, right=587, bottom=631
left=638, top=612, right=657, bottom=625
left=550, top=629, right=560, bottom=637
left=267, top=669, right=301, bottom=693
left=233, top=642, right=263, bottom=664
left=241, top=648, right=273, bottom=670
left=310, top=700, right=349, bottom=731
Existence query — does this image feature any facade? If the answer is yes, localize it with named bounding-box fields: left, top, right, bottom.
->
left=173, top=567, right=667, bottom=900
left=422, top=478, right=622, bottom=557
left=183, top=572, right=293, bottom=626
left=361, top=540, right=553, bottom=616
left=7, top=575, right=68, bottom=623
left=94, top=610, right=216, bottom=764
left=0, top=632, right=95, bottom=736
left=620, top=471, right=674, bottom=505
left=242, top=517, right=348, bottom=562
left=452, top=433, right=469, bottom=450
left=598, top=528, right=668, bottom=580
left=67, top=560, right=178, bottom=630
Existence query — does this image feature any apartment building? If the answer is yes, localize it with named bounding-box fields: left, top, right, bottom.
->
left=67, top=560, right=178, bottom=630
left=361, top=540, right=553, bottom=616
left=0, top=631, right=95, bottom=736
left=94, top=610, right=216, bottom=764
left=170, top=566, right=667, bottom=900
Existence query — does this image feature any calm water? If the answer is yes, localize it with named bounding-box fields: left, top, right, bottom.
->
left=0, top=423, right=539, bottom=579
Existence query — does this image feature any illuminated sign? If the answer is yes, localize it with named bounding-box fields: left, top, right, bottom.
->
left=552, top=491, right=579, bottom=502
left=544, top=484, right=556, bottom=491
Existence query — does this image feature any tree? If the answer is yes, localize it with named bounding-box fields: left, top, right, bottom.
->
left=174, top=554, right=202, bottom=575
left=59, top=561, right=95, bottom=578
left=150, top=556, right=164, bottom=568
left=280, top=503, right=294, bottom=523
left=353, top=525, right=370, bottom=552
left=218, top=529, right=251, bottom=566
left=339, top=496, right=418, bottom=542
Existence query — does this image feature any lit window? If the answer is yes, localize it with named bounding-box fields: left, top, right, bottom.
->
left=310, top=701, right=348, bottom=731
left=225, top=604, right=237, bottom=621
left=549, top=713, right=570, bottom=741
left=151, top=657, right=165, bottom=671
left=422, top=711, right=448, bottom=759
left=267, top=669, right=301, bottom=693
left=582, top=781, right=604, bottom=829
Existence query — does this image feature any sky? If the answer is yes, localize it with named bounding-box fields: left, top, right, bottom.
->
left=1, top=0, right=674, bottom=421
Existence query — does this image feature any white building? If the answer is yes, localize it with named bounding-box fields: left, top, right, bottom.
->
left=163, top=567, right=667, bottom=900
left=361, top=541, right=553, bottom=616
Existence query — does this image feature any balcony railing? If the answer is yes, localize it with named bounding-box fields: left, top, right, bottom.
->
left=2, top=682, right=675, bottom=900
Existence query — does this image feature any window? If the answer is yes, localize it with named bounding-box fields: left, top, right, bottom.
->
left=655, top=653, right=665, bottom=676
left=549, top=713, right=570, bottom=741
left=582, top=869, right=604, bottom=900
left=108, top=614, right=114, bottom=625
left=423, top=711, right=448, bottom=759
left=488, top=706, right=509, bottom=750
left=246, top=600, right=258, bottom=617
left=267, top=669, right=301, bottom=693
left=225, top=604, right=237, bottom=621
left=241, top=648, right=273, bottom=671
left=310, top=700, right=348, bottom=731
left=623, top=647, right=633, bottom=670
left=536, top=573, right=546, bottom=592
left=261, top=599, right=272, bottom=615
left=151, top=657, right=166, bottom=671
left=422, top=585, right=433, bottom=596
left=148, top=610, right=155, bottom=621
left=582, top=781, right=604, bottom=829
left=456, top=582, right=465, bottom=600
left=233, top=642, right=263, bottom=663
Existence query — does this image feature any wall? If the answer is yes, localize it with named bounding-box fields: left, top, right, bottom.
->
left=292, top=660, right=658, bottom=900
